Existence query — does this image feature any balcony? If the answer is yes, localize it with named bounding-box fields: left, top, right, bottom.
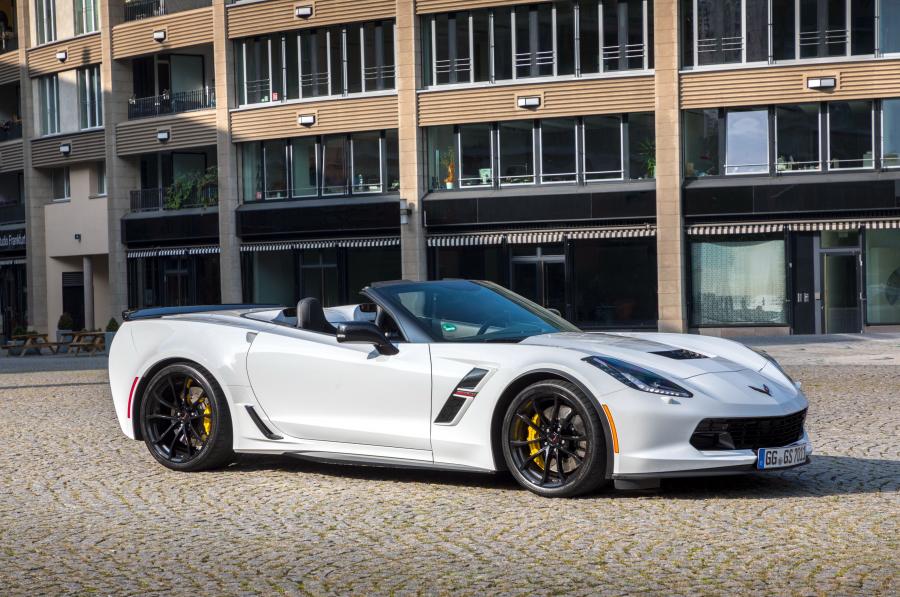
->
left=130, top=185, right=218, bottom=212
left=124, top=0, right=212, bottom=22
left=0, top=120, right=21, bottom=143
left=0, top=202, right=24, bottom=224
left=0, top=23, right=16, bottom=54
left=128, top=88, right=215, bottom=120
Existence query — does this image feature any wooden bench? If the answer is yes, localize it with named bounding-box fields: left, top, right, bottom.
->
left=68, top=333, right=105, bottom=355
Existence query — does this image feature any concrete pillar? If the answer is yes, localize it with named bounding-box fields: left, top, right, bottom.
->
left=82, top=255, right=94, bottom=330
left=18, top=0, right=49, bottom=332
left=100, top=1, right=139, bottom=319
left=214, top=0, right=242, bottom=303
left=396, top=0, right=427, bottom=281
left=653, top=0, right=687, bottom=332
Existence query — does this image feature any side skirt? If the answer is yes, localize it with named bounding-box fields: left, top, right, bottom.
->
left=287, top=451, right=496, bottom=474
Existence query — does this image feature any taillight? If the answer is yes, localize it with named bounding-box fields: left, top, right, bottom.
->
left=126, top=377, right=139, bottom=418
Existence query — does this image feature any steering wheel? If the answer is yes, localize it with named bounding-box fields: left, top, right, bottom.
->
left=476, top=315, right=510, bottom=336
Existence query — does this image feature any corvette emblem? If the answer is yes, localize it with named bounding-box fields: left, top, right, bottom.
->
left=749, top=384, right=772, bottom=396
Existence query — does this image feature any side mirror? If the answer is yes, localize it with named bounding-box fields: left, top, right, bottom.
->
left=336, top=321, right=399, bottom=355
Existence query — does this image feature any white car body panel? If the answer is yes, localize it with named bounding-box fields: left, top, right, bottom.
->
left=109, top=297, right=812, bottom=482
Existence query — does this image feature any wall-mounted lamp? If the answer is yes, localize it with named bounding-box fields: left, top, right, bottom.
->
left=59, top=142, right=71, bottom=156
left=74, top=233, right=82, bottom=242
left=153, top=30, right=167, bottom=42
left=517, top=96, right=541, bottom=109
left=156, top=130, right=171, bottom=143
left=295, top=5, right=313, bottom=18
left=297, top=114, right=316, bottom=126
left=399, top=198, right=411, bottom=225
left=55, top=50, right=67, bottom=62
left=807, top=77, right=836, bottom=90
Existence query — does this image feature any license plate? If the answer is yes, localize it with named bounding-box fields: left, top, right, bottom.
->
left=757, top=443, right=808, bottom=469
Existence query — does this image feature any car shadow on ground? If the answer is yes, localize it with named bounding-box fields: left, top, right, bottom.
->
left=226, top=454, right=899, bottom=498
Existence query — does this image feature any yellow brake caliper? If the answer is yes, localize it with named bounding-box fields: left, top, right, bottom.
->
left=527, top=413, right=544, bottom=469
left=185, top=379, right=212, bottom=438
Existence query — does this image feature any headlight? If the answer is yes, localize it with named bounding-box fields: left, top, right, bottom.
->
left=584, top=356, right=693, bottom=398
left=750, top=347, right=794, bottom=384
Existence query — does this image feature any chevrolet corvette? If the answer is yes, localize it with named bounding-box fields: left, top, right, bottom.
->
left=109, top=279, right=811, bottom=497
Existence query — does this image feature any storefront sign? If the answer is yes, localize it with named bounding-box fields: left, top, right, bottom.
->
left=0, top=231, right=25, bottom=251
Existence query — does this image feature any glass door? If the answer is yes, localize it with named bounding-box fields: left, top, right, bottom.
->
left=822, top=252, right=862, bottom=333
left=510, top=245, right=566, bottom=314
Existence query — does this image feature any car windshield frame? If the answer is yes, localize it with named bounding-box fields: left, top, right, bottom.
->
left=365, top=280, right=581, bottom=343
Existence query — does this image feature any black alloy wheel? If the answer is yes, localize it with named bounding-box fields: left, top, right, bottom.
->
left=502, top=379, right=608, bottom=497
left=140, top=363, right=234, bottom=471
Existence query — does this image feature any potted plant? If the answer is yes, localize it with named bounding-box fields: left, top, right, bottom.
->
left=57, top=312, right=75, bottom=353
left=637, top=139, right=656, bottom=179
left=6, top=325, right=27, bottom=356
left=104, top=318, right=119, bottom=354
left=440, top=148, right=456, bottom=190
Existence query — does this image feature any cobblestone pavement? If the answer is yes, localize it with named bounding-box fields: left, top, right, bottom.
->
left=0, top=345, right=897, bottom=595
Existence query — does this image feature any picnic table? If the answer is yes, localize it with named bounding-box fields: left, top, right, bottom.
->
left=68, top=331, right=106, bottom=355
left=2, top=333, right=63, bottom=356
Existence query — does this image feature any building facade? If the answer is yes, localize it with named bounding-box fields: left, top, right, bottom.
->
left=1, top=0, right=899, bottom=338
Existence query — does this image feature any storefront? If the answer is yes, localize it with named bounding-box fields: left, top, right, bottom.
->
left=126, top=246, right=221, bottom=309
left=241, top=238, right=401, bottom=307
left=428, top=226, right=658, bottom=330
left=0, top=228, right=26, bottom=338
left=686, top=220, right=900, bottom=334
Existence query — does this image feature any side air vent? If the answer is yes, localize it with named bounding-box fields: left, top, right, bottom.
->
left=245, top=405, right=283, bottom=440
left=652, top=349, right=708, bottom=360
left=434, top=368, right=489, bottom=425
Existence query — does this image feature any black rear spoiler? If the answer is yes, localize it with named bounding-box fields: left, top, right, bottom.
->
left=122, top=304, right=282, bottom=322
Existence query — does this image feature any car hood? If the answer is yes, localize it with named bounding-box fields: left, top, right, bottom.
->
left=520, top=332, right=762, bottom=380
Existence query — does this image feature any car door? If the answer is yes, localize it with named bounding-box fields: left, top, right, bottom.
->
left=246, top=327, right=432, bottom=451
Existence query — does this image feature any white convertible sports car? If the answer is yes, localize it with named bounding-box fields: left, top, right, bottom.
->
left=109, top=279, right=811, bottom=497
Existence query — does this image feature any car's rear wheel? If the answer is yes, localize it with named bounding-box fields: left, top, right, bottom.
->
left=140, top=363, right=234, bottom=471
left=501, top=379, right=608, bottom=498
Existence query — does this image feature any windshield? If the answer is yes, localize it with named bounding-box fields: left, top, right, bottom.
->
left=374, top=280, right=580, bottom=343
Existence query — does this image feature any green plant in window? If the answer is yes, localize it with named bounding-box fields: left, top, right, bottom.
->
left=637, top=139, right=656, bottom=179
left=439, top=147, right=456, bottom=189
left=164, top=166, right=219, bottom=210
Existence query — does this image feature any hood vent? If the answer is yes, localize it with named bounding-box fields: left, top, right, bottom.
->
left=652, top=349, right=708, bottom=360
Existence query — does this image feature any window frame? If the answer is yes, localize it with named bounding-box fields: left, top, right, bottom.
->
left=881, top=98, right=900, bottom=169
left=826, top=100, right=876, bottom=171
left=78, top=65, right=103, bottom=130
left=35, top=0, right=57, bottom=45
left=50, top=167, right=70, bottom=202
left=38, top=74, right=60, bottom=136
left=74, top=0, right=99, bottom=36
left=774, top=102, right=823, bottom=173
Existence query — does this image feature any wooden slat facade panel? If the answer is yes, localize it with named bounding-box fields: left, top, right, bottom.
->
left=416, top=0, right=549, bottom=14
left=28, top=33, right=102, bottom=77
left=227, top=0, right=395, bottom=40
left=0, top=52, right=19, bottom=86
left=116, top=110, right=218, bottom=156
left=0, top=140, right=24, bottom=173
left=417, top=76, right=656, bottom=126
left=230, top=94, right=398, bottom=142
left=112, top=8, right=214, bottom=60
left=681, top=59, right=900, bottom=109
left=31, top=130, right=106, bottom=168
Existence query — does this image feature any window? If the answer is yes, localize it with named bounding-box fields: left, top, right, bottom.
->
left=422, top=2, right=651, bottom=87
left=290, top=137, right=318, bottom=197
left=426, top=125, right=456, bottom=191
left=248, top=251, right=297, bottom=306
left=583, top=115, right=622, bottom=180
left=725, top=108, right=769, bottom=174
left=95, top=162, right=106, bottom=196
left=241, top=142, right=262, bottom=201
left=627, top=112, right=656, bottom=180
left=799, top=0, right=848, bottom=58
left=691, top=239, right=788, bottom=326
left=74, top=0, right=99, bottom=35
left=776, top=103, right=820, bottom=171
left=694, top=0, right=767, bottom=65
left=882, top=0, right=900, bottom=54
left=321, top=135, right=347, bottom=195
left=78, top=65, right=102, bottom=130
left=351, top=131, right=382, bottom=193
left=828, top=100, right=873, bottom=169
left=883, top=99, right=900, bottom=169
left=458, top=123, right=492, bottom=187
left=683, top=108, right=719, bottom=177
left=38, top=75, right=59, bottom=136
left=385, top=129, right=399, bottom=192
left=498, top=120, right=534, bottom=185
left=865, top=230, right=900, bottom=324
left=35, top=0, right=56, bottom=44
left=540, top=118, right=577, bottom=183
left=263, top=140, right=288, bottom=198
left=235, top=20, right=395, bottom=106
left=301, top=249, right=340, bottom=306
left=50, top=167, right=69, bottom=201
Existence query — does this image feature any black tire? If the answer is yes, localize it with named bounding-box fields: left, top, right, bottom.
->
left=501, top=379, right=608, bottom=498
left=139, top=362, right=234, bottom=471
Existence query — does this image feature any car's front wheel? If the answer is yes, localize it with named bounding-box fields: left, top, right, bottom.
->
left=139, top=362, right=234, bottom=471
left=501, top=379, right=608, bottom=498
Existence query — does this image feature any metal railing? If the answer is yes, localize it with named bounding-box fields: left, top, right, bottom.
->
left=0, top=121, right=22, bottom=142
left=130, top=185, right=218, bottom=212
left=0, top=26, right=16, bottom=53
left=127, top=88, right=215, bottom=120
left=0, top=203, right=25, bottom=224
left=124, top=0, right=212, bottom=22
